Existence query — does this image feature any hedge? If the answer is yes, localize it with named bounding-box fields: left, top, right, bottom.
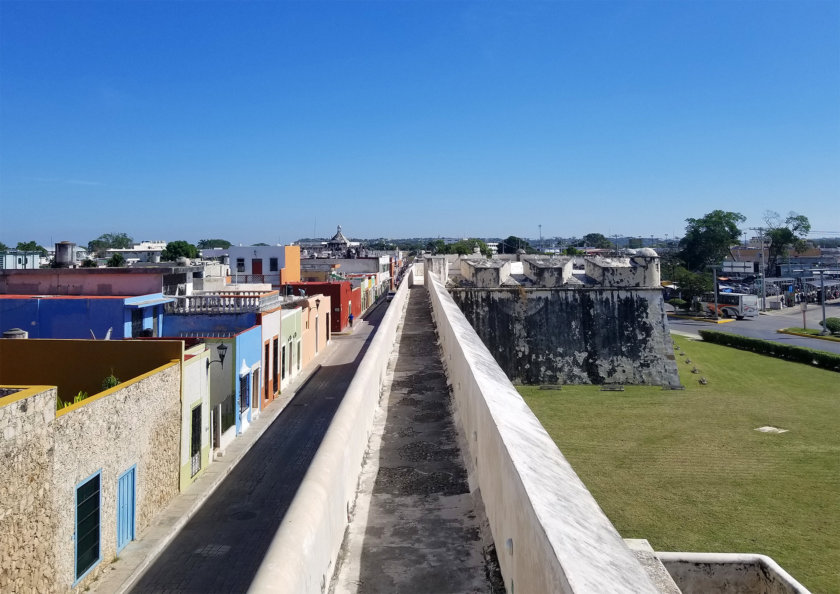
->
left=698, top=330, right=840, bottom=373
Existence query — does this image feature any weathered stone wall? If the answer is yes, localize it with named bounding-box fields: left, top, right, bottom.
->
left=51, top=362, right=181, bottom=591
left=0, top=387, right=58, bottom=594
left=449, top=287, right=680, bottom=386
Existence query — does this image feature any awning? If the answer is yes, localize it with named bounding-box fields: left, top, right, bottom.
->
left=125, top=297, right=176, bottom=309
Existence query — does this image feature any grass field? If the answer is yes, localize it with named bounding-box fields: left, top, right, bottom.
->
left=519, top=336, right=839, bottom=593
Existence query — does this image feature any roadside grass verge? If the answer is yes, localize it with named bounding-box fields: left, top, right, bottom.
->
left=519, top=336, right=839, bottom=593
left=779, top=327, right=840, bottom=342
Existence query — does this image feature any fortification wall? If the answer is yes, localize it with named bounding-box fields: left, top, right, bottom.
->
left=426, top=272, right=660, bottom=593
left=449, top=287, right=680, bottom=386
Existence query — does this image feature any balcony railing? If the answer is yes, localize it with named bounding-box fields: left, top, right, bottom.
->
left=165, top=291, right=282, bottom=314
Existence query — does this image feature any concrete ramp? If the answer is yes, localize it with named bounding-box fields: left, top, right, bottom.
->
left=331, top=284, right=503, bottom=593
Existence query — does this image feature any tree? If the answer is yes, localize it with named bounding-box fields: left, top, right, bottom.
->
left=88, top=232, right=133, bottom=256
left=425, top=239, right=446, bottom=254
left=81, top=258, right=98, bottom=268
left=580, top=233, right=612, bottom=249
left=197, top=238, right=232, bottom=249
left=161, top=240, right=198, bottom=261
left=15, top=241, right=48, bottom=256
left=673, top=267, right=712, bottom=305
left=447, top=238, right=492, bottom=257
left=678, top=210, right=745, bottom=272
left=253, top=242, right=270, bottom=247
left=564, top=246, right=583, bottom=256
left=763, top=211, right=811, bottom=276
left=106, top=252, right=126, bottom=267
left=0, top=241, right=8, bottom=251
left=498, top=236, right=534, bottom=254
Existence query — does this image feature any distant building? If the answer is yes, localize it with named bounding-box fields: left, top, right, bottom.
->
left=0, top=250, right=41, bottom=270
left=228, top=245, right=301, bottom=288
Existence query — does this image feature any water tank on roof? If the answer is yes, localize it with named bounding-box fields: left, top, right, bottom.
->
left=2, top=328, right=29, bottom=339
left=55, top=241, right=76, bottom=268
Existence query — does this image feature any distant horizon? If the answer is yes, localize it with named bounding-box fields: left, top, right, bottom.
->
left=5, top=228, right=840, bottom=253
left=2, top=1, right=837, bottom=245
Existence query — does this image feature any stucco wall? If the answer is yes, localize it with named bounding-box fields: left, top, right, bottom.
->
left=52, top=363, right=181, bottom=590
left=0, top=386, right=58, bottom=594
left=179, top=349, right=211, bottom=490
left=0, top=339, right=183, bottom=402
left=299, top=295, right=330, bottom=368
left=0, top=269, right=163, bottom=296
left=0, top=362, right=181, bottom=592
left=0, top=296, right=129, bottom=339
left=426, top=271, right=659, bottom=594
left=449, top=287, right=680, bottom=386
left=164, top=311, right=258, bottom=337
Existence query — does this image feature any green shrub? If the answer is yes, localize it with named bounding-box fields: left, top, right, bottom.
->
left=699, top=330, right=840, bottom=372
left=101, top=374, right=121, bottom=390
left=818, top=317, right=840, bottom=334
left=668, top=298, right=688, bottom=310
left=56, top=391, right=89, bottom=410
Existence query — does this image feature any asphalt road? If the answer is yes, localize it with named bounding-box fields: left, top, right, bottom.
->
left=668, top=300, right=840, bottom=355
left=129, top=299, right=389, bottom=594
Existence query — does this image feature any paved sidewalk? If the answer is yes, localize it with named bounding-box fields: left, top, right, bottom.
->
left=89, top=308, right=385, bottom=594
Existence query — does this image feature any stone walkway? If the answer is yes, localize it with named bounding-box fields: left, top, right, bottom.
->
left=331, top=284, right=503, bottom=594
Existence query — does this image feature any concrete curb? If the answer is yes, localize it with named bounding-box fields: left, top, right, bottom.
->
left=777, top=329, right=840, bottom=343
left=668, top=313, right=735, bottom=324
left=90, top=345, right=334, bottom=594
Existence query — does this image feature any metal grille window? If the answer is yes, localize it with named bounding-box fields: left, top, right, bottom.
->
left=269, top=257, right=279, bottom=272
left=75, top=473, right=101, bottom=580
left=236, top=258, right=245, bottom=273
left=239, top=375, right=249, bottom=412
left=190, top=406, right=202, bottom=477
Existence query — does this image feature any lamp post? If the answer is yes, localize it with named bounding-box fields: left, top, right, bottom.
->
left=706, top=265, right=720, bottom=320
left=206, top=342, right=228, bottom=370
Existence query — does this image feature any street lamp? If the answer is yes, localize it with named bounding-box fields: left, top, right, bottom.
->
left=206, top=342, right=228, bottom=370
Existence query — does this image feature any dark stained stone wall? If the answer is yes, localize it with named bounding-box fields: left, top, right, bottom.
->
left=449, top=287, right=680, bottom=386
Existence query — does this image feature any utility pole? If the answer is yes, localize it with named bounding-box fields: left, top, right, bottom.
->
left=538, top=224, right=543, bottom=253
left=750, top=227, right=766, bottom=311
left=706, top=265, right=720, bottom=320
left=814, top=265, right=828, bottom=335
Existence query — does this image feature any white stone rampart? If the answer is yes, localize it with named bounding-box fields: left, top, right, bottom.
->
left=247, top=269, right=413, bottom=594
left=425, top=271, right=660, bottom=594
left=657, top=552, right=810, bottom=594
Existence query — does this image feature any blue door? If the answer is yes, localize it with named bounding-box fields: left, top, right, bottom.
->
left=116, top=466, right=136, bottom=552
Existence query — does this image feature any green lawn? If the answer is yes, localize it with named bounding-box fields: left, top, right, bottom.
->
left=519, top=336, right=839, bottom=593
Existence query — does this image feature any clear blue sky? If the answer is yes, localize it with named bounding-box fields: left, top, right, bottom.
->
left=1, top=1, right=838, bottom=247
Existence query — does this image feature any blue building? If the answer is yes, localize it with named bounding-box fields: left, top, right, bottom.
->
left=0, top=293, right=172, bottom=339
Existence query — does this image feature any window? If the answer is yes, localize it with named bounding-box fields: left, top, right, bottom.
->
left=269, top=257, right=279, bottom=272
left=281, top=346, right=286, bottom=380
left=272, top=338, right=279, bottom=385
left=131, top=309, right=143, bottom=337
left=239, top=374, right=249, bottom=412
left=75, top=472, right=101, bottom=582
left=236, top=258, right=245, bottom=273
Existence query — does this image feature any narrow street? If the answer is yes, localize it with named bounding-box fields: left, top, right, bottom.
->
left=129, top=303, right=388, bottom=594
left=331, top=284, right=503, bottom=594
